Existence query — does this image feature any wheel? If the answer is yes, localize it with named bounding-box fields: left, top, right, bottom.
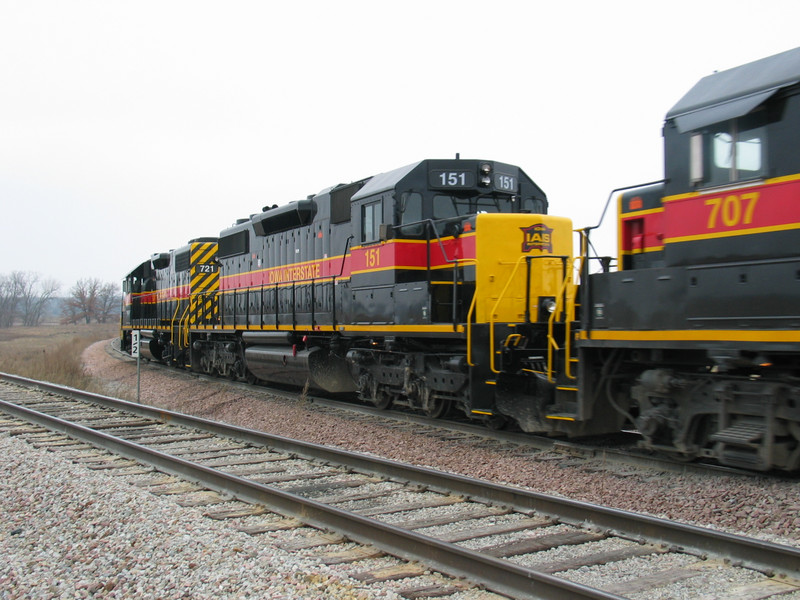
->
left=661, top=449, right=698, bottom=463
left=372, top=391, right=392, bottom=410
left=228, top=359, right=244, bottom=381
left=424, top=398, right=449, bottom=419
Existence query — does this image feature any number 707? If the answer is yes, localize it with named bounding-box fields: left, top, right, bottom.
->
left=704, top=192, right=759, bottom=229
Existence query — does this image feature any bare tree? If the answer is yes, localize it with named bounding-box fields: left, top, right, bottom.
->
left=0, top=273, right=22, bottom=327
left=62, top=278, right=119, bottom=324
left=62, top=278, right=102, bottom=324
left=95, top=282, right=120, bottom=323
left=19, top=274, right=60, bottom=326
left=0, top=271, right=49, bottom=328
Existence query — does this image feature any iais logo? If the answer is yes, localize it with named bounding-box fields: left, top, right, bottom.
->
left=520, top=223, right=554, bottom=253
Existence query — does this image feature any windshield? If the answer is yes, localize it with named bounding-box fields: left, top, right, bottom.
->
left=397, top=192, right=518, bottom=239
left=432, top=194, right=514, bottom=219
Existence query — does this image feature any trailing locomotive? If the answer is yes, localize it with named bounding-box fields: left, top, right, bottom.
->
left=122, top=159, right=575, bottom=425
left=122, top=47, right=800, bottom=471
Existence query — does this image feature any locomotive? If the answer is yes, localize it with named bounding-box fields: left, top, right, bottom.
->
left=121, top=158, right=570, bottom=425
left=122, top=47, right=800, bottom=471
left=576, top=47, right=800, bottom=471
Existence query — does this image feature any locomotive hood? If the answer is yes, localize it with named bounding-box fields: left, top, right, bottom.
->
left=350, top=161, right=422, bottom=201
left=667, top=45, right=800, bottom=133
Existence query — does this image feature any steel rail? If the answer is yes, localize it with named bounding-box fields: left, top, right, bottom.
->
left=0, top=387, right=621, bottom=600
left=3, top=372, right=800, bottom=582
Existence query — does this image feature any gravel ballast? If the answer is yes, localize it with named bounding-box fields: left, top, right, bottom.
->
left=0, top=433, right=393, bottom=599
left=1, top=339, right=798, bottom=598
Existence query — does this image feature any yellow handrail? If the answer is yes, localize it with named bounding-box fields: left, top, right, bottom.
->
left=466, top=292, right=478, bottom=367
left=488, top=255, right=531, bottom=374
left=179, top=302, right=192, bottom=348
left=476, top=252, right=581, bottom=382
left=546, top=256, right=581, bottom=382
left=169, top=301, right=183, bottom=347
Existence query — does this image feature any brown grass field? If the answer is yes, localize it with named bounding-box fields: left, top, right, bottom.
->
left=0, top=323, right=118, bottom=392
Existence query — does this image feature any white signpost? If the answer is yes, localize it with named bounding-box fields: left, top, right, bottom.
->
left=131, top=330, right=140, bottom=357
left=131, top=330, right=141, bottom=403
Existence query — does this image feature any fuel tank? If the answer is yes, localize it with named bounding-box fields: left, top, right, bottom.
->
left=244, top=345, right=357, bottom=393
left=134, top=331, right=161, bottom=361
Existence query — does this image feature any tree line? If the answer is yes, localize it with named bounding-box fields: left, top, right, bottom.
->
left=0, top=272, right=119, bottom=327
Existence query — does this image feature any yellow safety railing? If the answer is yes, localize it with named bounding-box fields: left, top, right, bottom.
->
left=466, top=292, right=479, bottom=367
left=545, top=255, right=581, bottom=382
left=169, top=300, right=182, bottom=343
left=168, top=298, right=192, bottom=353
left=487, top=255, right=531, bottom=374
left=464, top=252, right=581, bottom=383
left=179, top=302, right=192, bottom=349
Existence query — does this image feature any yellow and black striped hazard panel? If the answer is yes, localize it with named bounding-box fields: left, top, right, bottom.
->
left=189, top=241, right=219, bottom=325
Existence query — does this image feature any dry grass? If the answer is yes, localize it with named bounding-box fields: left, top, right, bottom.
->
left=0, top=323, right=118, bottom=392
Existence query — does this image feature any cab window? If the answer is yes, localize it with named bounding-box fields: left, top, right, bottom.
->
left=362, top=200, right=382, bottom=243
left=702, top=116, right=767, bottom=187
left=433, top=194, right=513, bottom=218
left=399, top=192, right=423, bottom=236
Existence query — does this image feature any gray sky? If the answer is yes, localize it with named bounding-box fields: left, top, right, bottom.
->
left=1, top=0, right=799, bottom=291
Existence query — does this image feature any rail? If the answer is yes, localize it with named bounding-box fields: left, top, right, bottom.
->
left=3, top=372, right=799, bottom=597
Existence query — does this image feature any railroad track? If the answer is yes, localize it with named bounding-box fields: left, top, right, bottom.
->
left=108, top=339, right=768, bottom=479
left=2, top=373, right=799, bottom=600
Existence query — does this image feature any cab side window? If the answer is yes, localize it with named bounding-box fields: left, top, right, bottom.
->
left=362, top=200, right=382, bottom=243
left=399, top=192, right=423, bottom=237
left=694, top=115, right=768, bottom=187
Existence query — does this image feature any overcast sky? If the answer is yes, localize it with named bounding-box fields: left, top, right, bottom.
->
left=1, top=0, right=799, bottom=291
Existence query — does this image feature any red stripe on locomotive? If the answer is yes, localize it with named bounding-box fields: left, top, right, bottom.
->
left=664, top=177, right=800, bottom=242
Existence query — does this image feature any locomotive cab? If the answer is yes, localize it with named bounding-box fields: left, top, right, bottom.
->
left=121, top=259, right=155, bottom=353
left=347, top=159, right=550, bottom=328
